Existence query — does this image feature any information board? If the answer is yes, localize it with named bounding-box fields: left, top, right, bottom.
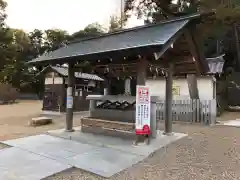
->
left=66, top=96, right=73, bottom=109
left=135, top=86, right=151, bottom=135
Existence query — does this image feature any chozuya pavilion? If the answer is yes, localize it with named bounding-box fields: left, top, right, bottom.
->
left=28, top=12, right=214, bottom=144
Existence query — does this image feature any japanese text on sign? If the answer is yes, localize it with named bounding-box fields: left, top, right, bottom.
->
left=135, top=86, right=151, bottom=135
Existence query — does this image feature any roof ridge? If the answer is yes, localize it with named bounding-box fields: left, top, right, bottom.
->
left=69, top=13, right=206, bottom=45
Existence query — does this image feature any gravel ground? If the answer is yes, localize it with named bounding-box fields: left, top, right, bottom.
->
left=0, top=100, right=86, bottom=141
left=217, top=111, right=240, bottom=122
left=45, top=124, right=240, bottom=180
left=1, top=101, right=240, bottom=179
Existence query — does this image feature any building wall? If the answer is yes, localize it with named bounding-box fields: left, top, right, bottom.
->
left=43, top=73, right=102, bottom=112
left=44, top=72, right=63, bottom=85
left=146, top=76, right=215, bottom=100
left=45, top=77, right=53, bottom=85
left=44, top=77, right=64, bottom=84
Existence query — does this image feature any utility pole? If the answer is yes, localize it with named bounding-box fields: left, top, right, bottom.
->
left=233, top=22, right=240, bottom=70
left=120, top=0, right=124, bottom=28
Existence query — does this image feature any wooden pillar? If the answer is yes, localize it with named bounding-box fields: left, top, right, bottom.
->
left=103, top=78, right=110, bottom=95
left=164, top=63, right=174, bottom=135
left=187, top=74, right=199, bottom=99
left=103, top=87, right=108, bottom=95
left=65, top=63, right=75, bottom=132
left=124, top=78, right=131, bottom=95
left=89, top=99, right=96, bottom=117
left=137, top=58, right=147, bottom=85
left=150, top=100, right=157, bottom=138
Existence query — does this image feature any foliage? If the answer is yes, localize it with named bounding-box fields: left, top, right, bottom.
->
left=44, top=29, right=70, bottom=52
left=70, top=23, right=105, bottom=40
left=2, top=0, right=239, bottom=98
left=0, top=0, right=111, bottom=96
left=125, top=0, right=240, bottom=57
left=0, top=83, right=18, bottom=103
left=108, top=15, right=127, bottom=32
left=125, top=0, right=240, bottom=22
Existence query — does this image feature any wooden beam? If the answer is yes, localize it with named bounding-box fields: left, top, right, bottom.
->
left=185, top=27, right=209, bottom=74
left=166, top=48, right=190, bottom=57
left=137, top=58, right=148, bottom=85
left=174, top=63, right=196, bottom=70
left=184, top=30, right=201, bottom=75
left=154, top=30, right=184, bottom=60
left=187, top=74, right=199, bottom=99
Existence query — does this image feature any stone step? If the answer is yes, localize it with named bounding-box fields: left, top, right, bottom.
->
left=29, top=116, right=53, bottom=127
left=81, top=118, right=135, bottom=131
left=81, top=118, right=135, bottom=139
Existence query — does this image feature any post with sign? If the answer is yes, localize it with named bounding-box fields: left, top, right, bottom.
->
left=135, top=85, right=151, bottom=144
left=66, top=63, right=75, bottom=132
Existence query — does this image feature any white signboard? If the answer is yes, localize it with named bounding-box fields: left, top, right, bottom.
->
left=135, top=86, right=151, bottom=135
left=67, top=87, right=73, bottom=96
left=67, top=96, right=73, bottom=109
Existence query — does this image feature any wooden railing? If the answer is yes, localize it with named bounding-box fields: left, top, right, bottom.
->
left=156, top=99, right=217, bottom=125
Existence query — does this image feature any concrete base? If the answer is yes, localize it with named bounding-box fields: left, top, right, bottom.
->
left=81, top=125, right=136, bottom=140
left=81, top=117, right=135, bottom=140
left=223, top=119, right=240, bottom=127
left=47, top=127, right=187, bottom=157
left=65, top=129, right=75, bottom=132
left=2, top=130, right=187, bottom=178
left=0, top=147, right=70, bottom=180
left=163, top=132, right=174, bottom=136
left=41, top=111, right=62, bottom=116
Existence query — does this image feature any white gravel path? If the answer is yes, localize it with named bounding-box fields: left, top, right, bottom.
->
left=45, top=124, right=240, bottom=180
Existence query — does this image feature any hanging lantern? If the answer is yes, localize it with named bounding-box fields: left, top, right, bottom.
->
left=149, top=66, right=152, bottom=72
left=156, top=67, right=159, bottom=75
left=104, top=66, right=109, bottom=73
left=122, top=65, right=125, bottom=72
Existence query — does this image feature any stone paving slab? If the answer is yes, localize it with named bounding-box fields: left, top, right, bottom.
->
left=0, top=147, right=71, bottom=180
left=67, top=146, right=144, bottom=177
left=48, top=127, right=187, bottom=156
left=3, top=134, right=96, bottom=164
left=2, top=135, right=145, bottom=178
left=3, top=134, right=64, bottom=148
left=223, top=120, right=240, bottom=127
left=2, top=131, right=187, bottom=178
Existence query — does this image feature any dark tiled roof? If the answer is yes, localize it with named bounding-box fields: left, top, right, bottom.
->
left=29, top=13, right=203, bottom=64
left=51, top=66, right=104, bottom=81
left=207, top=54, right=225, bottom=74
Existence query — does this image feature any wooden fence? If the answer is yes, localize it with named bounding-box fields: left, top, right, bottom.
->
left=156, top=99, right=216, bottom=125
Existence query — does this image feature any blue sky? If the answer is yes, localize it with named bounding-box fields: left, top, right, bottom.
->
left=5, top=0, right=144, bottom=33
